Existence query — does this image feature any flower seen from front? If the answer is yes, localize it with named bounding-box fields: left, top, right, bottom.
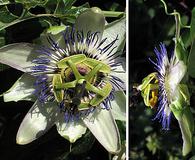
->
left=0, top=7, right=126, bottom=154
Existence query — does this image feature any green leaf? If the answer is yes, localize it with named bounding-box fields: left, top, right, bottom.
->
left=182, top=29, right=191, bottom=48
left=175, top=38, right=188, bottom=64
left=188, top=8, right=195, bottom=77
left=54, top=0, right=76, bottom=14
left=0, top=6, right=18, bottom=24
left=0, top=3, right=91, bottom=32
left=67, top=3, right=90, bottom=15
left=109, top=2, right=120, bottom=11
left=146, top=133, right=161, bottom=155
left=178, top=107, right=194, bottom=156
left=116, top=121, right=126, bottom=141
left=0, top=6, right=55, bottom=31
left=188, top=40, right=195, bottom=78
left=62, top=0, right=76, bottom=11
left=190, top=7, right=195, bottom=43
left=0, top=7, right=33, bottom=31
left=189, top=156, right=195, bottom=160
left=0, top=0, right=10, bottom=5
left=15, top=0, right=48, bottom=9
left=62, top=3, right=90, bottom=24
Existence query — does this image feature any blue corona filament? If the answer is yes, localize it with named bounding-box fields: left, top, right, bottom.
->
left=150, top=43, right=172, bottom=130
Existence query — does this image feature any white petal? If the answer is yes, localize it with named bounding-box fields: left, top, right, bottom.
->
left=111, top=91, right=126, bottom=121
left=110, top=60, right=126, bottom=90
left=36, top=26, right=67, bottom=49
left=0, top=43, right=36, bottom=72
left=3, top=73, right=36, bottom=102
left=16, top=100, right=57, bottom=145
left=101, top=17, right=126, bottom=54
left=167, top=61, right=186, bottom=95
left=83, top=109, right=121, bottom=153
left=75, top=7, right=105, bottom=40
left=164, top=105, right=171, bottom=118
left=56, top=115, right=87, bottom=143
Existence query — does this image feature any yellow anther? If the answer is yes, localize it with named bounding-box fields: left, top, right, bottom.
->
left=149, top=90, right=158, bottom=108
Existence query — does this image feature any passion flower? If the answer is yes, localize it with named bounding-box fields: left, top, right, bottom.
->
left=0, top=7, right=126, bottom=154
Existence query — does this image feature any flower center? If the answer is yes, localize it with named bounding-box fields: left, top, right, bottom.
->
left=52, top=54, right=112, bottom=116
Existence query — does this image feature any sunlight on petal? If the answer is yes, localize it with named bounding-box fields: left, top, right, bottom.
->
left=111, top=91, right=126, bottom=121
left=0, top=43, right=36, bottom=72
left=56, top=115, right=87, bottom=143
left=167, top=61, right=187, bottom=95
left=16, top=100, right=57, bottom=144
left=102, top=17, right=126, bottom=54
left=3, top=73, right=36, bottom=102
left=83, top=109, right=121, bottom=153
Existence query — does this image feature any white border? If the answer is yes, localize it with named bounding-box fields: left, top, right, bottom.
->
left=126, top=0, right=129, bottom=159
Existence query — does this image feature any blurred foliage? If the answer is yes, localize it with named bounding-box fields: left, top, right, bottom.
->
left=0, top=0, right=126, bottom=160
left=130, top=0, right=195, bottom=159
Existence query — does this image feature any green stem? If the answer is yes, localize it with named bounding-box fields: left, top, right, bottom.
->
left=55, top=10, right=125, bottom=18
left=160, top=0, right=190, bottom=29
left=174, top=10, right=180, bottom=40
left=71, top=6, right=125, bottom=18
left=102, top=10, right=125, bottom=17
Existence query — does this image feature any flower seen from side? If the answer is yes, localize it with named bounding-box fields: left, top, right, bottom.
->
left=138, top=43, right=187, bottom=130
